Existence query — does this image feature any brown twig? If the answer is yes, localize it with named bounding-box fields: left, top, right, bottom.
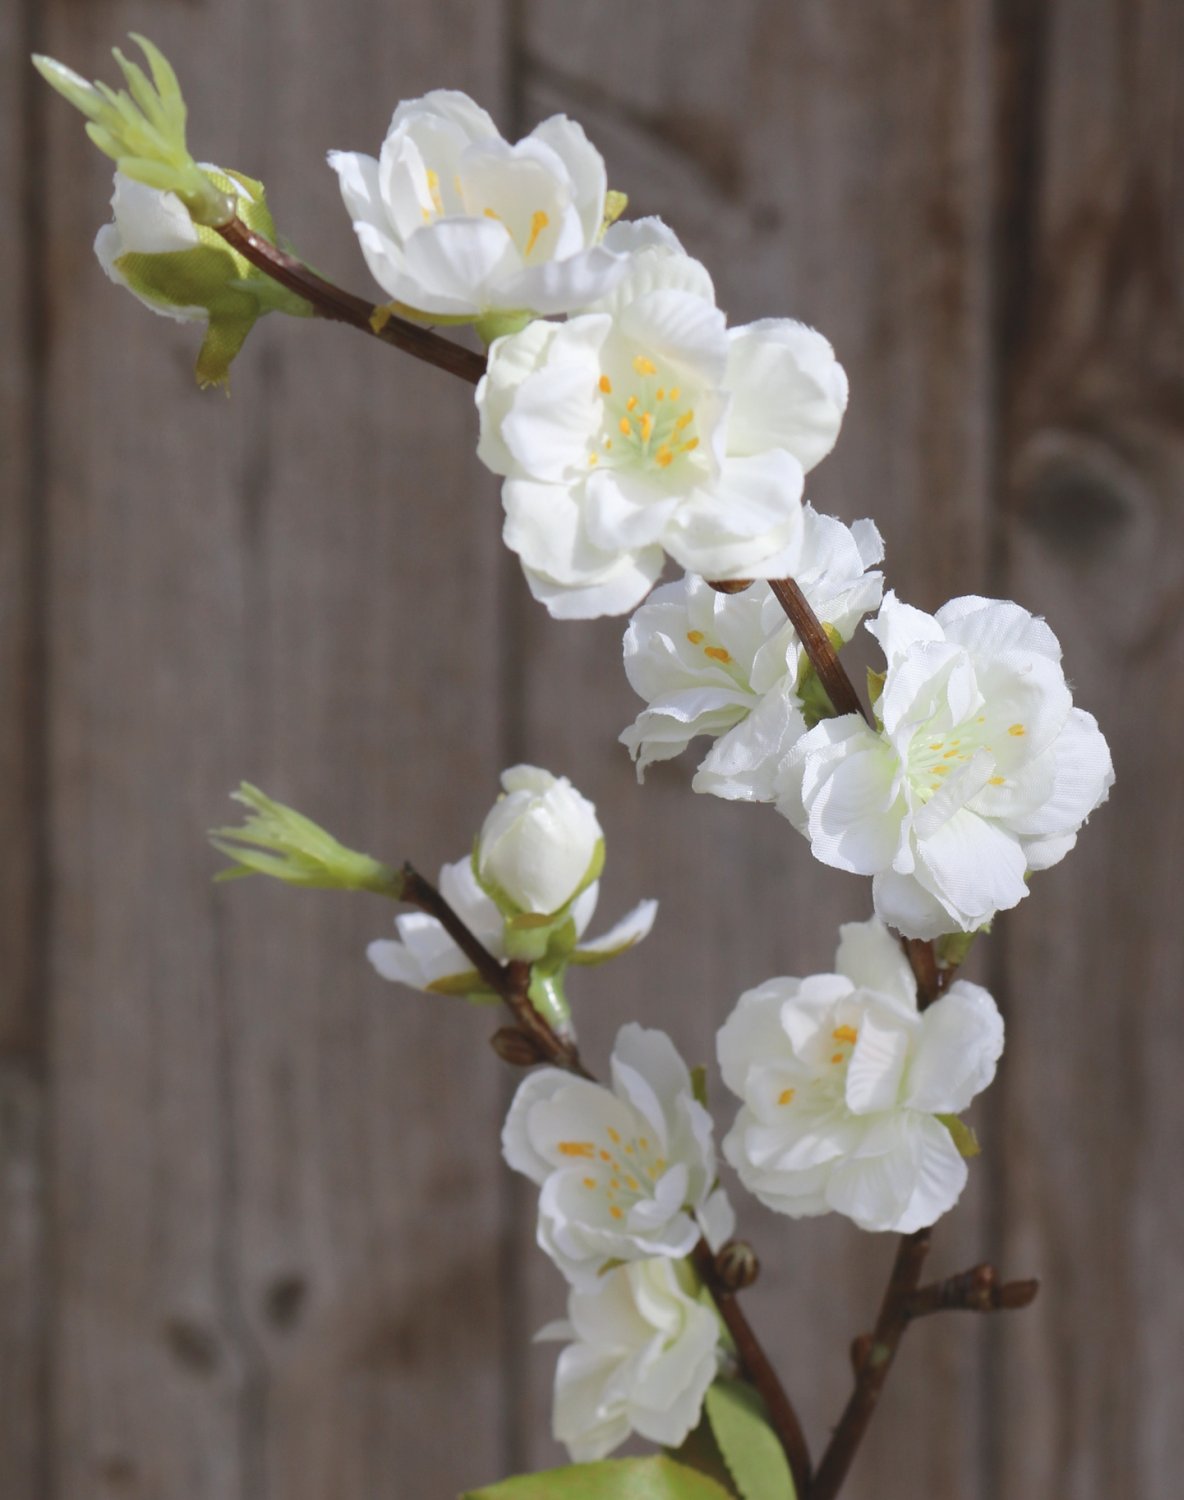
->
left=398, top=864, right=587, bottom=1075
left=903, top=1263, right=1039, bottom=1319
left=767, top=577, right=872, bottom=725
left=808, top=1229, right=933, bottom=1500
left=216, top=218, right=487, bottom=385
left=692, top=1241, right=812, bottom=1494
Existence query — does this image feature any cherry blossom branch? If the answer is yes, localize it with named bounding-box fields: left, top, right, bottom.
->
left=398, top=864, right=588, bottom=1076
left=398, top=863, right=811, bottom=1491
left=767, top=578, right=872, bottom=726
left=215, top=218, right=487, bottom=384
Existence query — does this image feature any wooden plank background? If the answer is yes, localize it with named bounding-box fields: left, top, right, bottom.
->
left=2, top=1, right=1179, bottom=1496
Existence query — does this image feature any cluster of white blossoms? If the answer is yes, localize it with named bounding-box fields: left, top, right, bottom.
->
left=48, top=49, right=1119, bottom=1480
left=503, top=1022, right=733, bottom=1456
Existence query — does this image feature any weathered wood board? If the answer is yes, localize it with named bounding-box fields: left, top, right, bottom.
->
left=2, top=0, right=1179, bottom=1496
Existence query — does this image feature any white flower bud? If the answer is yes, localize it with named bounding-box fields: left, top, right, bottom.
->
left=476, top=765, right=603, bottom=916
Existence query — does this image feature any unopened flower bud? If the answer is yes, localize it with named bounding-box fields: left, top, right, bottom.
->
left=476, top=765, right=603, bottom=917
left=490, top=1027, right=548, bottom=1068
left=714, top=1240, right=760, bottom=1292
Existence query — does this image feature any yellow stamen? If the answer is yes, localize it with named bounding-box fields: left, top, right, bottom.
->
left=619, top=417, right=632, bottom=436
left=1009, top=723, right=1026, bottom=737
left=425, top=168, right=443, bottom=214
left=639, top=1138, right=649, bottom=1150
left=625, top=1176, right=639, bottom=1191
left=582, top=1177, right=596, bottom=1189
left=607, top=1127, right=621, bottom=1144
left=610, top=1205, right=624, bottom=1220
left=633, top=354, right=657, bottom=376
left=656, top=388, right=665, bottom=401
left=669, top=386, right=681, bottom=401
left=610, top=1178, right=620, bottom=1189
left=599, top=374, right=613, bottom=395
left=675, top=410, right=694, bottom=432
left=778, top=1088, right=796, bottom=1106
left=525, top=209, right=549, bottom=257
left=588, top=452, right=599, bottom=466
left=831, top=1053, right=844, bottom=1065
left=598, top=1149, right=611, bottom=1162
left=989, top=776, right=1005, bottom=786
left=558, top=1141, right=596, bottom=1159
left=625, top=1143, right=635, bottom=1155
left=639, top=412, right=654, bottom=444
left=626, top=395, right=638, bottom=412
left=833, top=1025, right=858, bottom=1044
left=687, top=630, right=705, bottom=645
left=654, top=1158, right=667, bottom=1173
left=656, top=445, right=674, bottom=468
left=704, top=646, right=732, bottom=664
left=934, top=765, right=950, bottom=777
left=682, top=437, right=699, bottom=452
left=929, top=744, right=942, bottom=752
left=483, top=207, right=501, bottom=221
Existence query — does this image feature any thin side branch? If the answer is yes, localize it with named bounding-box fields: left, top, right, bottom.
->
left=399, top=864, right=586, bottom=1075
left=904, top=1264, right=1039, bottom=1319
left=691, top=1241, right=812, bottom=1495
left=808, top=1229, right=932, bottom=1500
left=216, top=218, right=487, bottom=384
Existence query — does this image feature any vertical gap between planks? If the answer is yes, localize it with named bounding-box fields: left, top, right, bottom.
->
left=17, top=0, right=53, bottom=1493
left=496, top=0, right=534, bottom=1479
left=982, top=3, right=1052, bottom=1495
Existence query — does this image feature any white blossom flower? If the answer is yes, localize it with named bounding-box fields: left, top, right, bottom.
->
left=536, top=1257, right=722, bottom=1461
left=476, top=225, right=848, bottom=618
left=367, top=854, right=656, bottom=997
left=718, top=917, right=1004, bottom=1233
left=503, top=1023, right=734, bottom=1286
left=476, top=765, right=603, bottom=916
left=776, top=593, right=1114, bottom=939
left=620, top=509, right=884, bottom=799
left=328, top=90, right=628, bottom=322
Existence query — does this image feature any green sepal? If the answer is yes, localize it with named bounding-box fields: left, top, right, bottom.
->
left=691, top=1065, right=709, bottom=1108
left=474, top=309, right=534, bottom=346
left=596, top=1257, right=627, bottom=1279
left=793, top=657, right=836, bottom=729
left=935, top=925, right=989, bottom=971
left=704, top=1379, right=797, bottom=1500
left=371, top=300, right=477, bottom=333
left=463, top=1455, right=735, bottom=1500
left=424, top=971, right=501, bottom=1005
left=601, top=190, right=629, bottom=236
left=866, top=668, right=886, bottom=710
left=938, top=1114, right=981, bottom=1159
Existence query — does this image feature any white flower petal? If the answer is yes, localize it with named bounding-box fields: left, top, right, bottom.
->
left=834, top=916, right=917, bottom=1012
left=725, top=318, right=848, bottom=471
left=906, top=980, right=1004, bottom=1113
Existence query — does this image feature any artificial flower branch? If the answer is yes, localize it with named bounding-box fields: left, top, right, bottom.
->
left=214, top=217, right=486, bottom=384
left=394, top=855, right=813, bottom=1492
left=902, top=1263, right=1039, bottom=1320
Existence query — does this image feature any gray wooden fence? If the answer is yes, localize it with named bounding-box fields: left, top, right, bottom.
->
left=3, top=2, right=1181, bottom=1496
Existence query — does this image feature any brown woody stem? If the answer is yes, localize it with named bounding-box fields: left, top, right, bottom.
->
left=809, top=1229, right=933, bottom=1500
left=216, top=218, right=487, bottom=385
left=904, top=1264, right=1039, bottom=1319
left=692, top=1241, right=813, bottom=1493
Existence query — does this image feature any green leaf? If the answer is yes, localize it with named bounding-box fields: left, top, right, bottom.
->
left=704, top=1379, right=797, bottom=1500
left=463, top=1455, right=735, bottom=1499
left=937, top=1114, right=981, bottom=1158
left=667, top=1421, right=741, bottom=1495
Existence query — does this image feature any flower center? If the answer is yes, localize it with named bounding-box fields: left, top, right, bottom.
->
left=563, top=1125, right=668, bottom=1222
left=588, top=354, right=702, bottom=473
left=906, top=715, right=1023, bottom=802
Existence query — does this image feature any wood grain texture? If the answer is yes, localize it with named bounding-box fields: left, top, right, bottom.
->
left=994, top=1, right=1184, bottom=1495
left=7, top=1, right=1182, bottom=1495
left=39, top=2, right=511, bottom=1496
left=516, top=4, right=997, bottom=1494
